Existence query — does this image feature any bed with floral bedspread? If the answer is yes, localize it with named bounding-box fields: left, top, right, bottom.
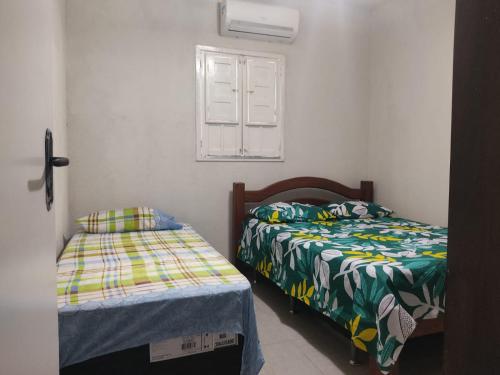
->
left=237, top=216, right=447, bottom=374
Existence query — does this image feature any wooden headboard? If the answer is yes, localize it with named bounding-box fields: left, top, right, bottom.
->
left=231, top=177, right=373, bottom=262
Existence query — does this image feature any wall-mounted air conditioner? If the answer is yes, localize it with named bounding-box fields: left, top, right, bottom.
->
left=219, top=0, right=300, bottom=44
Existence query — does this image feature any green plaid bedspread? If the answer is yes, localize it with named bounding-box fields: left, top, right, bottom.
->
left=238, top=217, right=447, bottom=374
left=57, top=225, right=247, bottom=308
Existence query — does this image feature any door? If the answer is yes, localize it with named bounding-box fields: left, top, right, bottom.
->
left=445, top=1, right=500, bottom=373
left=0, top=1, right=61, bottom=374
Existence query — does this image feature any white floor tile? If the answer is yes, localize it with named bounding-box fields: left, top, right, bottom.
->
left=261, top=341, right=323, bottom=375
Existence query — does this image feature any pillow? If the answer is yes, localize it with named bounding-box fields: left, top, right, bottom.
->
left=324, top=201, right=393, bottom=220
left=292, top=203, right=334, bottom=222
left=76, top=207, right=182, bottom=233
left=249, top=202, right=296, bottom=223
left=249, top=202, right=334, bottom=223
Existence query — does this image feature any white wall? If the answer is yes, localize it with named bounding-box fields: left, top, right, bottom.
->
left=66, top=0, right=372, bottom=259
left=367, top=0, right=455, bottom=226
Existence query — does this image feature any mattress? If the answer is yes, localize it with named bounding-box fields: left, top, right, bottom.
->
left=58, top=225, right=263, bottom=375
left=237, top=217, right=447, bottom=374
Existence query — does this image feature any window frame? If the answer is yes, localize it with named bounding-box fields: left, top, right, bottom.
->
left=195, top=45, right=285, bottom=162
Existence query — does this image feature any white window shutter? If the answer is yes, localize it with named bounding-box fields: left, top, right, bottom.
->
left=203, top=52, right=242, bottom=157
left=196, top=46, right=284, bottom=161
left=245, top=57, right=278, bottom=125
left=243, top=56, right=282, bottom=158
left=243, top=125, right=281, bottom=158
left=205, top=53, right=239, bottom=124
left=205, top=123, right=241, bottom=157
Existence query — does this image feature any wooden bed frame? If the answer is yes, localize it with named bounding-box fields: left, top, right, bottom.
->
left=232, top=177, right=444, bottom=375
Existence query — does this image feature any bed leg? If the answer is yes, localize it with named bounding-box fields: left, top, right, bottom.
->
left=289, top=296, right=297, bottom=314
left=349, top=342, right=364, bottom=366
left=369, top=356, right=400, bottom=375
left=251, top=269, right=257, bottom=284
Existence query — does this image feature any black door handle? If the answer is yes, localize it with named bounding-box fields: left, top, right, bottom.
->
left=45, top=129, right=69, bottom=211
left=51, top=156, right=70, bottom=167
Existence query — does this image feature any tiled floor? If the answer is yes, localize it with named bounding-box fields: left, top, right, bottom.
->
left=252, top=279, right=443, bottom=375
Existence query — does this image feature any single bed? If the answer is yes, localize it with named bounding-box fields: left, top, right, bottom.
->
left=57, top=224, right=264, bottom=375
left=232, top=177, right=445, bottom=375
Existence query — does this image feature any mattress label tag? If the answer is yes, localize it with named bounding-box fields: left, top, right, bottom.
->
left=149, top=332, right=237, bottom=362
left=213, top=332, right=238, bottom=349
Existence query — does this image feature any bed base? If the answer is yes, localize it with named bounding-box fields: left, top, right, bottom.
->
left=60, top=336, right=244, bottom=375
left=350, top=342, right=366, bottom=366
left=289, top=296, right=298, bottom=315
left=232, top=177, right=445, bottom=375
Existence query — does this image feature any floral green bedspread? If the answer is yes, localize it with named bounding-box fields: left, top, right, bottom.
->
left=237, top=217, right=447, bottom=373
